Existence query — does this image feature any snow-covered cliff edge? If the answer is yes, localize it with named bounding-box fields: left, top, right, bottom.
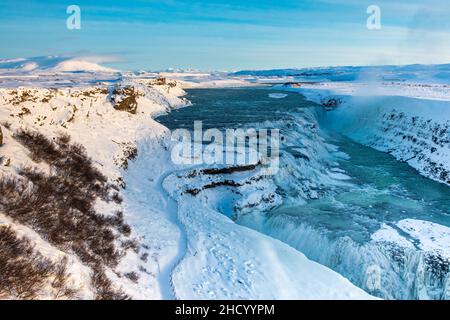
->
left=279, top=82, right=450, bottom=187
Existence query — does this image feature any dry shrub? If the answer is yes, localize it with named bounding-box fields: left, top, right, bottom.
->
left=140, top=253, right=149, bottom=262
left=10, top=90, right=37, bottom=106
left=1, top=121, right=11, bottom=129
left=51, top=257, right=78, bottom=299
left=0, top=226, right=74, bottom=299
left=121, top=239, right=139, bottom=253
left=124, top=272, right=139, bottom=284
left=0, top=129, right=133, bottom=299
left=120, top=144, right=138, bottom=170
left=91, top=265, right=129, bottom=300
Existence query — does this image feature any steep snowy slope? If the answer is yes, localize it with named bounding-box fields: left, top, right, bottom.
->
left=164, top=171, right=372, bottom=299
left=0, top=74, right=188, bottom=299
left=328, top=96, right=450, bottom=186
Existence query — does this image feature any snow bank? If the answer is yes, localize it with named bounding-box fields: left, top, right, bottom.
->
left=397, top=219, right=450, bottom=259
left=164, top=184, right=374, bottom=299
left=157, top=71, right=255, bottom=88
left=373, top=219, right=450, bottom=259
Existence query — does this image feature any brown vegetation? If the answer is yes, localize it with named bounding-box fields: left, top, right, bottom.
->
left=0, top=226, right=75, bottom=299
left=9, top=90, right=38, bottom=106
left=0, top=129, right=132, bottom=299
left=114, top=142, right=138, bottom=170
left=1, top=121, right=11, bottom=129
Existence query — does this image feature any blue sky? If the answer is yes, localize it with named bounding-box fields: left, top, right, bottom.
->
left=1, top=0, right=449, bottom=70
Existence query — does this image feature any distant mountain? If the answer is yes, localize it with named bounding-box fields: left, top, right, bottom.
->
left=0, top=55, right=118, bottom=73
left=233, top=64, right=450, bottom=84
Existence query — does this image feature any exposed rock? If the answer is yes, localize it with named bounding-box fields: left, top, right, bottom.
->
left=320, top=97, right=342, bottom=110
left=375, top=111, right=450, bottom=185
left=112, top=141, right=138, bottom=169
left=201, top=163, right=258, bottom=175
left=111, top=85, right=142, bottom=114
left=9, top=89, right=38, bottom=105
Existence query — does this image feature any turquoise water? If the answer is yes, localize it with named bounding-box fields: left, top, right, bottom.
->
left=156, top=88, right=450, bottom=299
left=157, top=88, right=316, bottom=130
left=265, top=137, right=450, bottom=243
